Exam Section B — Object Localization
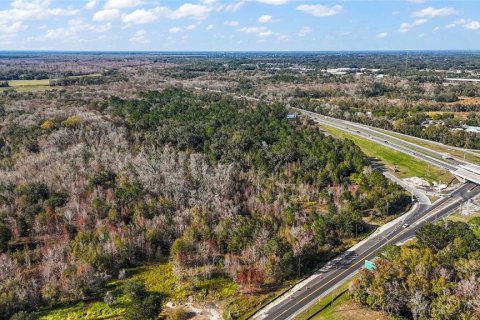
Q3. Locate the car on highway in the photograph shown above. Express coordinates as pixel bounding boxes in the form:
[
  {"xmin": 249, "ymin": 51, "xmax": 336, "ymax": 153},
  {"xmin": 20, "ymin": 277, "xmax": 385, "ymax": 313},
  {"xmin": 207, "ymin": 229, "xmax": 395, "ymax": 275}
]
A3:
[{"xmin": 402, "ymin": 223, "xmax": 410, "ymax": 228}]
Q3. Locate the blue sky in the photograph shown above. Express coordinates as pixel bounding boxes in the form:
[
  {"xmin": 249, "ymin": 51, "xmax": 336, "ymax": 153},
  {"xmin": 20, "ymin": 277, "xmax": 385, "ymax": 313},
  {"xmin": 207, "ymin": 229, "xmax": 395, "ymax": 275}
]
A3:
[{"xmin": 0, "ymin": 0, "xmax": 479, "ymax": 51}]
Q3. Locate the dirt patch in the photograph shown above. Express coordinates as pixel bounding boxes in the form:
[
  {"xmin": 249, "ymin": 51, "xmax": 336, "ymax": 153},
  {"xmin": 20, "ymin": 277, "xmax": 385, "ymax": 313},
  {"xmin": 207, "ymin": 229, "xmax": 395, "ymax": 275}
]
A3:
[
  {"xmin": 403, "ymin": 176, "xmax": 430, "ymax": 187},
  {"xmin": 165, "ymin": 302, "xmax": 222, "ymax": 320}
]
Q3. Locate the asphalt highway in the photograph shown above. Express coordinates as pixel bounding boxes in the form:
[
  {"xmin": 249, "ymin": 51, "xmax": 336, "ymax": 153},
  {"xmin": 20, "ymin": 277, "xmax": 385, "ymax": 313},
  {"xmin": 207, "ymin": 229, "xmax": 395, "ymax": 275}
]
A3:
[
  {"xmin": 259, "ymin": 182, "xmax": 480, "ymax": 320},
  {"xmin": 188, "ymin": 89, "xmax": 480, "ymax": 320},
  {"xmin": 295, "ymin": 108, "xmax": 460, "ymax": 172},
  {"xmin": 255, "ymin": 108, "xmax": 480, "ymax": 320}
]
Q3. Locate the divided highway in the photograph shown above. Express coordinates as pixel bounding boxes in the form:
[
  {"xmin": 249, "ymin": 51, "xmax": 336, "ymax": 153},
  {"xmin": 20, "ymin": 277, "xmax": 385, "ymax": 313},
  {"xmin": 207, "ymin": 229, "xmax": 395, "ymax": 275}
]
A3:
[
  {"xmin": 295, "ymin": 108, "xmax": 460, "ymax": 172},
  {"xmin": 190, "ymin": 88, "xmax": 480, "ymax": 320},
  {"xmin": 256, "ymin": 183, "xmax": 480, "ymax": 320},
  {"xmin": 254, "ymin": 108, "xmax": 480, "ymax": 320}
]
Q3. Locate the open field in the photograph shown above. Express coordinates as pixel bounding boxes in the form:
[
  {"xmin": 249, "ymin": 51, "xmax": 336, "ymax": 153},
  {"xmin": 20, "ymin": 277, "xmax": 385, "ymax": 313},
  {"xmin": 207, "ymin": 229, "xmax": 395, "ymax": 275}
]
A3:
[
  {"xmin": 446, "ymin": 96, "xmax": 480, "ymax": 106},
  {"xmin": 0, "ymin": 73, "xmax": 104, "ymax": 92},
  {"xmin": 1, "ymin": 79, "xmax": 51, "ymax": 92},
  {"xmin": 68, "ymin": 72, "xmax": 103, "ymax": 79},
  {"xmin": 425, "ymin": 111, "xmax": 470, "ymax": 120},
  {"xmin": 35, "ymin": 261, "xmax": 294, "ymax": 320},
  {"xmin": 320, "ymin": 124, "xmax": 454, "ymax": 183}
]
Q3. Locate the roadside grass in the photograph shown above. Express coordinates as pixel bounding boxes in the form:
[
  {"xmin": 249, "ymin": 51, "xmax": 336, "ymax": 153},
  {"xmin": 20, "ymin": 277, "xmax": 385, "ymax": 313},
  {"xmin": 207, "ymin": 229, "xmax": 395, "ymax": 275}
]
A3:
[
  {"xmin": 372, "ymin": 127, "xmax": 480, "ymax": 166},
  {"xmin": 447, "ymin": 208, "xmax": 480, "ymax": 224},
  {"xmin": 230, "ymin": 279, "xmax": 299, "ymax": 320},
  {"xmin": 294, "ymin": 282, "xmax": 392, "ymax": 320},
  {"xmin": 320, "ymin": 124, "xmax": 454, "ymax": 183},
  {"xmin": 295, "ymin": 282, "xmax": 350, "ymax": 320}
]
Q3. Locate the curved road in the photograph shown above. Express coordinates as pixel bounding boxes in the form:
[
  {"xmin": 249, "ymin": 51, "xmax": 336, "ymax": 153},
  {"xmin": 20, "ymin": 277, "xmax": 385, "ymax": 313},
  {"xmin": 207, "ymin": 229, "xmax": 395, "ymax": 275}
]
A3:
[
  {"xmin": 257, "ymin": 182, "xmax": 479, "ymax": 320},
  {"xmin": 255, "ymin": 108, "xmax": 480, "ymax": 320}
]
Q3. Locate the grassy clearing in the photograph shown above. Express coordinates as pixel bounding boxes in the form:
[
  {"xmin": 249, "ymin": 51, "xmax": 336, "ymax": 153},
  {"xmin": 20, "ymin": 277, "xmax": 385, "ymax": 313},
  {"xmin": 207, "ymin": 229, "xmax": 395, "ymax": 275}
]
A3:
[
  {"xmin": 0, "ymin": 79, "xmax": 52, "ymax": 92},
  {"xmin": 320, "ymin": 125, "xmax": 454, "ymax": 183},
  {"xmin": 425, "ymin": 111, "xmax": 470, "ymax": 120},
  {"xmin": 446, "ymin": 96, "xmax": 480, "ymax": 106},
  {"xmin": 68, "ymin": 73, "xmax": 103, "ymax": 79},
  {"xmin": 36, "ymin": 260, "xmax": 286, "ymax": 320},
  {"xmin": 0, "ymin": 73, "xmax": 104, "ymax": 92},
  {"xmin": 295, "ymin": 283, "xmax": 391, "ymax": 320},
  {"xmin": 37, "ymin": 261, "xmax": 236, "ymax": 320},
  {"xmin": 8, "ymin": 79, "xmax": 50, "ymax": 86}
]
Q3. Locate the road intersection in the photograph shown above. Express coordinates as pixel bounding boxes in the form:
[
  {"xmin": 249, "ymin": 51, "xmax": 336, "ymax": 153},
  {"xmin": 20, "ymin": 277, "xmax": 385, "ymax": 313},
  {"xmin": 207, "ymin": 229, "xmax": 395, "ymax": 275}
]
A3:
[{"xmin": 254, "ymin": 108, "xmax": 480, "ymax": 320}]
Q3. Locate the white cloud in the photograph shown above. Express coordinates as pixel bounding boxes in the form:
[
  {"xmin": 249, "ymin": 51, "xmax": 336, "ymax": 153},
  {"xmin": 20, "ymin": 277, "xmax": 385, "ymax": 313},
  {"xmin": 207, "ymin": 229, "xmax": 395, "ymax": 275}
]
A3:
[
  {"xmin": 44, "ymin": 27, "xmax": 74, "ymax": 40},
  {"xmin": 122, "ymin": 9, "xmax": 158, "ymax": 25},
  {"xmin": 444, "ymin": 18, "xmax": 480, "ymax": 31},
  {"xmin": 205, "ymin": 24, "xmax": 214, "ymax": 30},
  {"xmin": 93, "ymin": 9, "xmax": 120, "ymax": 21},
  {"xmin": 93, "ymin": 22, "xmax": 111, "ymax": 33},
  {"xmin": 85, "ymin": 0, "xmax": 97, "ymax": 10},
  {"xmin": 443, "ymin": 18, "xmax": 467, "ymax": 29},
  {"xmin": 398, "ymin": 18, "xmax": 428, "ymax": 32},
  {"xmin": 298, "ymin": 26, "xmax": 312, "ymax": 37},
  {"xmin": 376, "ymin": 32, "xmax": 388, "ymax": 39},
  {"xmin": 222, "ymin": 1, "xmax": 244, "ymax": 12},
  {"xmin": 186, "ymin": 24, "xmax": 197, "ymax": 30},
  {"xmin": 0, "ymin": 0, "xmax": 79, "ymax": 22},
  {"xmin": 406, "ymin": 0, "xmax": 426, "ymax": 3},
  {"xmin": 117, "ymin": 3, "xmax": 214, "ymax": 27},
  {"xmin": 257, "ymin": 0, "xmax": 288, "ymax": 5},
  {"xmin": 0, "ymin": 21, "xmax": 26, "ymax": 34},
  {"xmin": 225, "ymin": 20, "xmax": 239, "ymax": 27},
  {"xmin": 169, "ymin": 27, "xmax": 182, "ymax": 33},
  {"xmin": 104, "ymin": 0, "xmax": 143, "ymax": 10},
  {"xmin": 296, "ymin": 4, "xmax": 343, "ymax": 17},
  {"xmin": 464, "ymin": 21, "xmax": 480, "ymax": 30},
  {"xmin": 169, "ymin": 3, "xmax": 212, "ymax": 20},
  {"xmin": 258, "ymin": 15, "xmax": 272, "ymax": 23},
  {"xmin": 238, "ymin": 26, "xmax": 273, "ymax": 37},
  {"xmin": 129, "ymin": 29, "xmax": 149, "ymax": 44},
  {"xmin": 412, "ymin": 7, "xmax": 458, "ymax": 18}
]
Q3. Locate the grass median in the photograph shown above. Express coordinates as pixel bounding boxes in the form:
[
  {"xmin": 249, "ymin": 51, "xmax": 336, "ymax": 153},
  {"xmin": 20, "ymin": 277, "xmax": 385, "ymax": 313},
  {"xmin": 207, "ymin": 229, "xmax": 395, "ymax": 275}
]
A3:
[{"xmin": 320, "ymin": 124, "xmax": 454, "ymax": 183}]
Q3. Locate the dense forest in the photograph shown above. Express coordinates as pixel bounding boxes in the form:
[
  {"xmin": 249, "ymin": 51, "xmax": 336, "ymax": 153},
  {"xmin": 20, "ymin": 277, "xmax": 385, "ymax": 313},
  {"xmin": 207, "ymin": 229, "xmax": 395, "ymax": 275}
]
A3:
[
  {"xmin": 1, "ymin": 51, "xmax": 479, "ymax": 319},
  {"xmin": 0, "ymin": 87, "xmax": 408, "ymax": 318},
  {"xmin": 352, "ymin": 219, "xmax": 480, "ymax": 319}
]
